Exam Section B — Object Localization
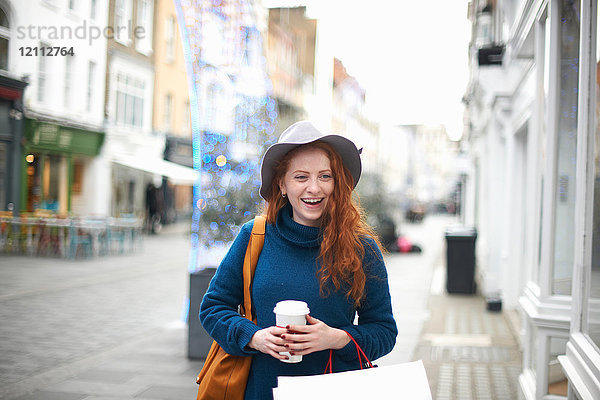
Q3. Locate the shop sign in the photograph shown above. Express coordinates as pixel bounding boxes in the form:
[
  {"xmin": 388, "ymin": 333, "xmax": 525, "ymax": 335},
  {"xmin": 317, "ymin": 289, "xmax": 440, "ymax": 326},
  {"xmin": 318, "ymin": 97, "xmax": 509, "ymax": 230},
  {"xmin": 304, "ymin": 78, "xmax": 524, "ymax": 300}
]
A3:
[
  {"xmin": 166, "ymin": 136, "xmax": 193, "ymax": 167},
  {"xmin": 24, "ymin": 118, "xmax": 104, "ymax": 155}
]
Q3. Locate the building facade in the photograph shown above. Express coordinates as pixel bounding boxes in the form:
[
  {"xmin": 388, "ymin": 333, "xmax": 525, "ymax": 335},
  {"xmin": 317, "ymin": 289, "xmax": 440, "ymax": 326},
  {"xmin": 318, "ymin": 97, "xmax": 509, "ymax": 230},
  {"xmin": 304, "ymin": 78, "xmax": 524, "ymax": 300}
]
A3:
[
  {"xmin": 154, "ymin": 0, "xmax": 193, "ymax": 223},
  {"xmin": 103, "ymin": 0, "xmax": 160, "ymax": 218},
  {"xmin": 264, "ymin": 6, "xmax": 315, "ymax": 133},
  {"xmin": 0, "ymin": 70, "xmax": 27, "ymax": 215},
  {"xmin": 102, "ymin": 0, "xmax": 196, "ymax": 224},
  {"xmin": 331, "ymin": 57, "xmax": 380, "ymax": 176},
  {"xmin": 1, "ymin": 0, "xmax": 108, "ymax": 217},
  {"xmin": 463, "ymin": 0, "xmax": 600, "ymax": 398}
]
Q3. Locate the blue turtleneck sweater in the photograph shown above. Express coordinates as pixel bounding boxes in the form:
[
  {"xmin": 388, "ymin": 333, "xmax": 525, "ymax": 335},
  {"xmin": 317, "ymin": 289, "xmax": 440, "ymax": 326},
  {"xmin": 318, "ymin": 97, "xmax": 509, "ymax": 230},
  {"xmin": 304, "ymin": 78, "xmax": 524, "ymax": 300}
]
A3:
[{"xmin": 199, "ymin": 205, "xmax": 397, "ymax": 400}]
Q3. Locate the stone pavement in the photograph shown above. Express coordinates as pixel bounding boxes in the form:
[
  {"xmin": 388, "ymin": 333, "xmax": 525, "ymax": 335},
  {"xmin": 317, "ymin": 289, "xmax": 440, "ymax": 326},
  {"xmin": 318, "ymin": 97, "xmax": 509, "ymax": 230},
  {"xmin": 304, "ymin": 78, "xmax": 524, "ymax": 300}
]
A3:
[
  {"xmin": 413, "ymin": 294, "xmax": 522, "ymax": 400},
  {"xmin": 0, "ymin": 223, "xmax": 203, "ymax": 400},
  {"xmin": 385, "ymin": 215, "xmax": 522, "ymax": 399},
  {"xmin": 0, "ymin": 214, "xmax": 522, "ymax": 400}
]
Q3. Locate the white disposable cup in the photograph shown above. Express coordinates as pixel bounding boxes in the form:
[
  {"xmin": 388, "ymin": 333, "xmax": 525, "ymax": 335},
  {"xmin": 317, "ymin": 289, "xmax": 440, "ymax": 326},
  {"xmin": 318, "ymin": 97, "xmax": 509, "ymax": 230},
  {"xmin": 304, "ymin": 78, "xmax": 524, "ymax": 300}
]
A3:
[{"xmin": 273, "ymin": 300, "xmax": 310, "ymax": 363}]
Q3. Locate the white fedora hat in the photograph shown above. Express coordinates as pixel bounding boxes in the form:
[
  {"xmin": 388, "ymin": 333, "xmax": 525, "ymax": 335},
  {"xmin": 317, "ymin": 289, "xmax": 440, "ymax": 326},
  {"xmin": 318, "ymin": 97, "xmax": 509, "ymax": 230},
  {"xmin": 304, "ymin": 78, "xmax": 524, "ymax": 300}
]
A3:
[{"xmin": 259, "ymin": 121, "xmax": 362, "ymax": 199}]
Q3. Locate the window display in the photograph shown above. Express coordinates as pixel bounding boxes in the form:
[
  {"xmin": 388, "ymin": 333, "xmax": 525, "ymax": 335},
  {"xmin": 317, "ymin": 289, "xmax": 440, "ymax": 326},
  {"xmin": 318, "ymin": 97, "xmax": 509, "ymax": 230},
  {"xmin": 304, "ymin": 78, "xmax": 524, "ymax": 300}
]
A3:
[
  {"xmin": 552, "ymin": 0, "xmax": 580, "ymax": 295},
  {"xmin": 586, "ymin": 5, "xmax": 600, "ymax": 349}
]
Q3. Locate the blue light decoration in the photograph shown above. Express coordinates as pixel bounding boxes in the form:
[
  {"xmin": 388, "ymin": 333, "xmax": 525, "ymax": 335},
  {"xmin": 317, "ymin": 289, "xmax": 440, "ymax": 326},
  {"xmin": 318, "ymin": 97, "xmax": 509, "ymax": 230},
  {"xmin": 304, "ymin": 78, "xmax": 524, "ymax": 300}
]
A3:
[{"xmin": 174, "ymin": 0, "xmax": 278, "ymax": 272}]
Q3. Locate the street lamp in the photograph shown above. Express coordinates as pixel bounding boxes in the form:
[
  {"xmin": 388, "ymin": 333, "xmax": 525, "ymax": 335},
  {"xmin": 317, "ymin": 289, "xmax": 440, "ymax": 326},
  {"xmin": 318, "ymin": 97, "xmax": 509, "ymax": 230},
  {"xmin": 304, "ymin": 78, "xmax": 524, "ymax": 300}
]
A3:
[
  {"xmin": 476, "ymin": 4, "xmax": 504, "ymax": 66},
  {"xmin": 475, "ymin": 4, "xmax": 493, "ymax": 48}
]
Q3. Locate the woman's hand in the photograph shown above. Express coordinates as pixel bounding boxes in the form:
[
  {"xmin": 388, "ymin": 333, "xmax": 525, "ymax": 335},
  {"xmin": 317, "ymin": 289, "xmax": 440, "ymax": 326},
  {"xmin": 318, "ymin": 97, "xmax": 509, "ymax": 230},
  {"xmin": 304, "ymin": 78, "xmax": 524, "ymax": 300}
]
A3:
[
  {"xmin": 281, "ymin": 315, "xmax": 351, "ymax": 356},
  {"xmin": 248, "ymin": 326, "xmax": 290, "ymax": 361}
]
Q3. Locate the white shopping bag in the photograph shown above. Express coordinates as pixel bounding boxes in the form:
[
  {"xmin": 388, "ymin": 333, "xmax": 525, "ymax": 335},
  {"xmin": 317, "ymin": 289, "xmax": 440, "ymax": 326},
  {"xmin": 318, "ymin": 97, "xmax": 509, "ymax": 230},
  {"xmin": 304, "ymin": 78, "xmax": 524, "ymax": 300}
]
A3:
[{"xmin": 273, "ymin": 360, "xmax": 432, "ymax": 400}]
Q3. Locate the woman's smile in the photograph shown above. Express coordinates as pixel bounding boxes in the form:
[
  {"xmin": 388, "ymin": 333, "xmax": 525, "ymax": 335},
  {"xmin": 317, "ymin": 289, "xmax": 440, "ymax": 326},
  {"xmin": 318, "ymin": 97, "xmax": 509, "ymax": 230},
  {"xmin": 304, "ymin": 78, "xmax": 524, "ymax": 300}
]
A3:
[{"xmin": 301, "ymin": 198, "xmax": 324, "ymax": 205}]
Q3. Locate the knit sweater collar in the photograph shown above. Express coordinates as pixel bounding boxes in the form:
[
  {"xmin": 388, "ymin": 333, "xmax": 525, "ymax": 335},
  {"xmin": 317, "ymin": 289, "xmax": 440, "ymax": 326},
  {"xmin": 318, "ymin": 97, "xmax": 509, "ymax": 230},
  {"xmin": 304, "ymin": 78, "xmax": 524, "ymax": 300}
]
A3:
[{"xmin": 274, "ymin": 203, "xmax": 322, "ymax": 248}]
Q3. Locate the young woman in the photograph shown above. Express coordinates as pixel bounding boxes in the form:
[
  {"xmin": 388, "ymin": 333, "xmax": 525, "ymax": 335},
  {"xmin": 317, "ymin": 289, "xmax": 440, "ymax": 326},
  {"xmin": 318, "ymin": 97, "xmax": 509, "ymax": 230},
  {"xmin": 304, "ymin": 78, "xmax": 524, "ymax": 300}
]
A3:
[{"xmin": 200, "ymin": 121, "xmax": 397, "ymax": 400}]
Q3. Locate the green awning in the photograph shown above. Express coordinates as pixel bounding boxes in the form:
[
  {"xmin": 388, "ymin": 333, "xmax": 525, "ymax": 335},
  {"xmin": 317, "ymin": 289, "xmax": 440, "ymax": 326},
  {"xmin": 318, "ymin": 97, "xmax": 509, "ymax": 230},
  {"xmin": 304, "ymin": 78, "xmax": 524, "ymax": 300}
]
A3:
[{"xmin": 24, "ymin": 118, "xmax": 105, "ymax": 156}]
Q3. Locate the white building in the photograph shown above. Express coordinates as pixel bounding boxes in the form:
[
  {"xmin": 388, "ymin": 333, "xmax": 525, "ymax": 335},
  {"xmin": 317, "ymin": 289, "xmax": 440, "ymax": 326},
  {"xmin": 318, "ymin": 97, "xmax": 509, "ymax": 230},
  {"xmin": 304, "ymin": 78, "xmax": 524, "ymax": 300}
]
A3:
[
  {"xmin": 331, "ymin": 58, "xmax": 380, "ymax": 176},
  {"xmin": 3, "ymin": 0, "xmax": 108, "ymax": 216},
  {"xmin": 101, "ymin": 0, "xmax": 159, "ymax": 218},
  {"xmin": 464, "ymin": 0, "xmax": 600, "ymax": 399}
]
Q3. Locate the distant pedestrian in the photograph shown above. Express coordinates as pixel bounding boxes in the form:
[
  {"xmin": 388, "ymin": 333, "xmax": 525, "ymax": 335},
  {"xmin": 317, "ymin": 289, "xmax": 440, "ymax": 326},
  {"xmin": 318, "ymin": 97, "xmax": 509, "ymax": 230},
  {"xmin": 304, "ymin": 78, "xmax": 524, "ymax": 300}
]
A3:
[
  {"xmin": 199, "ymin": 121, "xmax": 398, "ymax": 399},
  {"xmin": 145, "ymin": 184, "xmax": 163, "ymax": 234}
]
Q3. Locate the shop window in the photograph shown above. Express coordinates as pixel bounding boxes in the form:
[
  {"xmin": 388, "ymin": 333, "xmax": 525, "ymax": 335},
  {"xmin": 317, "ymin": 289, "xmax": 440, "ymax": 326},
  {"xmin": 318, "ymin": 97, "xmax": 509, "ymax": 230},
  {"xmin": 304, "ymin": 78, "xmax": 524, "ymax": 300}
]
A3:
[
  {"xmin": 25, "ymin": 153, "xmax": 41, "ymax": 212},
  {"xmin": 552, "ymin": 0, "xmax": 580, "ymax": 296},
  {"xmin": 586, "ymin": 4, "xmax": 600, "ymax": 350},
  {"xmin": 72, "ymin": 160, "xmax": 83, "ymax": 194},
  {"xmin": 42, "ymin": 155, "xmax": 61, "ymax": 212},
  {"xmin": 23, "ymin": 154, "xmax": 69, "ymax": 214},
  {"xmin": 534, "ymin": 11, "xmax": 550, "ymax": 286}
]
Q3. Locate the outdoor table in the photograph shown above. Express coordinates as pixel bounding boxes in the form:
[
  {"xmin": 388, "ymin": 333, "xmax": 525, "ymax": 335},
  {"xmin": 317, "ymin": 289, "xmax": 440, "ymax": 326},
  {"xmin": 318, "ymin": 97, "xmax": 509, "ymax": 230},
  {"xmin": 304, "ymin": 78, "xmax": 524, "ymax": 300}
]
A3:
[{"xmin": 0, "ymin": 213, "xmax": 143, "ymax": 258}]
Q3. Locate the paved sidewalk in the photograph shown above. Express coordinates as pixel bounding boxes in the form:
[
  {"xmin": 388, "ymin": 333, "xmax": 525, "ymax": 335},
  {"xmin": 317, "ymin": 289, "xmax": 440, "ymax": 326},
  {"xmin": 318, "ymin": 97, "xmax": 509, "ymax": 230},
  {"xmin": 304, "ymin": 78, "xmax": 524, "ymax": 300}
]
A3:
[
  {"xmin": 9, "ymin": 325, "xmax": 202, "ymax": 400},
  {"xmin": 0, "ymin": 222, "xmax": 203, "ymax": 400},
  {"xmin": 413, "ymin": 294, "xmax": 522, "ymax": 400}
]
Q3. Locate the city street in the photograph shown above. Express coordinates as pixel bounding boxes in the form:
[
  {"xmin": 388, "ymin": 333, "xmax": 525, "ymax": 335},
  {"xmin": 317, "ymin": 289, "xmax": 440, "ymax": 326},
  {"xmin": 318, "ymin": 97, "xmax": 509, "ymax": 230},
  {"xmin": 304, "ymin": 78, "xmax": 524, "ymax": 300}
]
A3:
[
  {"xmin": 0, "ymin": 213, "xmax": 521, "ymax": 399},
  {"xmin": 0, "ymin": 225, "xmax": 200, "ymax": 399}
]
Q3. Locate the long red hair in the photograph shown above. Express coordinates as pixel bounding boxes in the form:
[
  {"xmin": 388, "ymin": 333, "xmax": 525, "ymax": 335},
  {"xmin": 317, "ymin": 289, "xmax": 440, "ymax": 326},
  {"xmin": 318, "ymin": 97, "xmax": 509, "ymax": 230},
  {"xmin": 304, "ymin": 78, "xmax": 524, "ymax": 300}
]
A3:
[{"xmin": 263, "ymin": 141, "xmax": 383, "ymax": 307}]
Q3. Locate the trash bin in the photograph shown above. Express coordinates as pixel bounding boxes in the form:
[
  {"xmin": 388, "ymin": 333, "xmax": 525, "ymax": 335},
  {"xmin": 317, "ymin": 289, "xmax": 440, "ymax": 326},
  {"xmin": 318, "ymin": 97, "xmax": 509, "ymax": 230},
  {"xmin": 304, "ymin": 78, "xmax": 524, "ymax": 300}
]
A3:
[
  {"xmin": 444, "ymin": 226, "xmax": 477, "ymax": 294},
  {"xmin": 188, "ymin": 267, "xmax": 217, "ymax": 359}
]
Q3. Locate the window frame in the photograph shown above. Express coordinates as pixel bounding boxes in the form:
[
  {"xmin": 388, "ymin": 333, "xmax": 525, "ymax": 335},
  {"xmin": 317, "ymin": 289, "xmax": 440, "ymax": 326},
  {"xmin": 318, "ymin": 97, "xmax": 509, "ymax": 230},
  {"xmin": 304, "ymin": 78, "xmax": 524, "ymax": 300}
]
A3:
[
  {"xmin": 165, "ymin": 15, "xmax": 175, "ymax": 63},
  {"xmin": 114, "ymin": 0, "xmax": 133, "ymax": 46},
  {"xmin": 559, "ymin": 0, "xmax": 600, "ymax": 398},
  {"xmin": 114, "ymin": 72, "xmax": 145, "ymax": 128},
  {"xmin": 537, "ymin": 0, "xmax": 580, "ymax": 302},
  {"xmin": 135, "ymin": 0, "xmax": 153, "ymax": 55},
  {"xmin": 86, "ymin": 60, "xmax": 96, "ymax": 112},
  {"xmin": 37, "ymin": 41, "xmax": 50, "ymax": 103},
  {"xmin": 63, "ymin": 55, "xmax": 73, "ymax": 109},
  {"xmin": 0, "ymin": 4, "xmax": 9, "ymax": 71}
]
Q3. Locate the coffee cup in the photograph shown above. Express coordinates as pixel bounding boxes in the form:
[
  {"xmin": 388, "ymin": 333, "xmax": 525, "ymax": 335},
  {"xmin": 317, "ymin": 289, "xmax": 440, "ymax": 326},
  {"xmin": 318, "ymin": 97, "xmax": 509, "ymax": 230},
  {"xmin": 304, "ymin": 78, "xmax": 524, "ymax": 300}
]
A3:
[{"xmin": 273, "ymin": 300, "xmax": 310, "ymax": 363}]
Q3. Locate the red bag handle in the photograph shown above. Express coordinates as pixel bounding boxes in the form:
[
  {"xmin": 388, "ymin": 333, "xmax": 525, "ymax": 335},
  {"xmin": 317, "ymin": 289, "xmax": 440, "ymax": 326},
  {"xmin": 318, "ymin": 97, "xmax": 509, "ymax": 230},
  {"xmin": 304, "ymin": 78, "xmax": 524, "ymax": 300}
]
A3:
[{"xmin": 324, "ymin": 331, "xmax": 374, "ymax": 374}]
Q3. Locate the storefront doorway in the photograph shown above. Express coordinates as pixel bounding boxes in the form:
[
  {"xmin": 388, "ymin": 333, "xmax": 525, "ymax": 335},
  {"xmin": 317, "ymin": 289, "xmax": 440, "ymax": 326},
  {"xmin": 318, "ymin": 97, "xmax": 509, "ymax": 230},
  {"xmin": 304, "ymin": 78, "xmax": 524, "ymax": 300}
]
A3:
[{"xmin": 24, "ymin": 153, "xmax": 68, "ymax": 214}]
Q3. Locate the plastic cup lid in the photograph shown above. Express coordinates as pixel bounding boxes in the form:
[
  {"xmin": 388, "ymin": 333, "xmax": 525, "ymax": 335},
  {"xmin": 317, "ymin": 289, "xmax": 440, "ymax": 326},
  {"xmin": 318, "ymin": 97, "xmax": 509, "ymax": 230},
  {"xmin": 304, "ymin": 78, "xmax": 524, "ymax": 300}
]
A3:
[{"xmin": 273, "ymin": 300, "xmax": 310, "ymax": 315}]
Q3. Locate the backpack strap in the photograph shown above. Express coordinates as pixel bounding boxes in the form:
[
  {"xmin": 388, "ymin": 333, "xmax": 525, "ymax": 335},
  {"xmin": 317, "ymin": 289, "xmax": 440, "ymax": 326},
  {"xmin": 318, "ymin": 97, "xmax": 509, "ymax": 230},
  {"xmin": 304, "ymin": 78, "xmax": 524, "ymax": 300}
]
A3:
[{"xmin": 241, "ymin": 215, "xmax": 266, "ymax": 323}]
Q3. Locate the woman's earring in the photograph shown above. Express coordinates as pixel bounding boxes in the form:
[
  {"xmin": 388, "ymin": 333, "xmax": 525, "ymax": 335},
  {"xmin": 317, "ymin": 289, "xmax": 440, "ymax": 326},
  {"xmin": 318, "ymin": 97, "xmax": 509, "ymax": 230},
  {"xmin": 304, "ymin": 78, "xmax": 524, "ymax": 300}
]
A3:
[{"xmin": 282, "ymin": 192, "xmax": 286, "ymax": 198}]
